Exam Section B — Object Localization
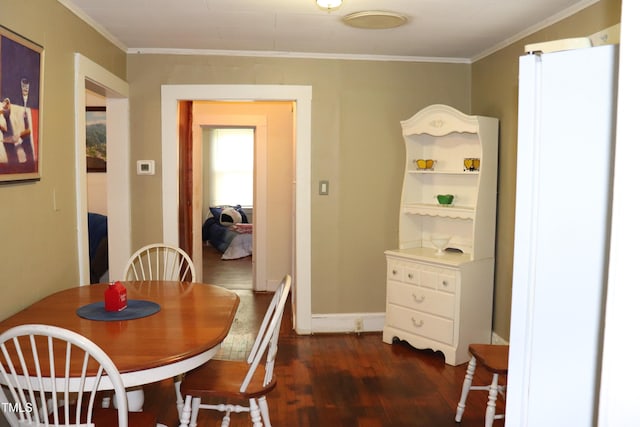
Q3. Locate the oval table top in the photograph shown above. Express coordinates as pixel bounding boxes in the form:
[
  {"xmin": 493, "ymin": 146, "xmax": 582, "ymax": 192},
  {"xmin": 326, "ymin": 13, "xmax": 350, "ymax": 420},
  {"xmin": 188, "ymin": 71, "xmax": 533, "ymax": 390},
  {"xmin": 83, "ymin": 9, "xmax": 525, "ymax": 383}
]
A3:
[{"xmin": 0, "ymin": 281, "xmax": 239, "ymax": 387}]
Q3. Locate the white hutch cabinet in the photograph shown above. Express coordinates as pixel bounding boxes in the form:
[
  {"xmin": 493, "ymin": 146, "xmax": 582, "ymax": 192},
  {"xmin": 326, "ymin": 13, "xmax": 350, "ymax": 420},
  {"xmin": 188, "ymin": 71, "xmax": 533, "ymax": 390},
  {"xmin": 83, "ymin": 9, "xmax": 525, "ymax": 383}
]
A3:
[{"xmin": 382, "ymin": 104, "xmax": 498, "ymax": 365}]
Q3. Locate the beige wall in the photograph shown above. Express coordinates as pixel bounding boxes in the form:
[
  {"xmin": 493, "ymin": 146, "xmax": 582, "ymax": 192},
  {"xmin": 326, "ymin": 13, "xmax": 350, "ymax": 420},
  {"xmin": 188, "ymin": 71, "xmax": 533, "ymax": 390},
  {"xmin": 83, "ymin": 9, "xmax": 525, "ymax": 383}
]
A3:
[
  {"xmin": 471, "ymin": 0, "xmax": 621, "ymax": 340},
  {"xmin": 127, "ymin": 55, "xmax": 470, "ymax": 313},
  {"xmin": 0, "ymin": 0, "xmax": 125, "ymax": 320}
]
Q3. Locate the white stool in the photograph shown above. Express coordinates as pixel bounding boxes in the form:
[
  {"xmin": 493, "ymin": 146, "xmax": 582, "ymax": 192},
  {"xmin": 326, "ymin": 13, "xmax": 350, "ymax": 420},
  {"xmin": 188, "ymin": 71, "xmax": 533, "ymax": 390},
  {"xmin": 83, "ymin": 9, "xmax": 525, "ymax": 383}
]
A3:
[{"xmin": 455, "ymin": 344, "xmax": 509, "ymax": 427}]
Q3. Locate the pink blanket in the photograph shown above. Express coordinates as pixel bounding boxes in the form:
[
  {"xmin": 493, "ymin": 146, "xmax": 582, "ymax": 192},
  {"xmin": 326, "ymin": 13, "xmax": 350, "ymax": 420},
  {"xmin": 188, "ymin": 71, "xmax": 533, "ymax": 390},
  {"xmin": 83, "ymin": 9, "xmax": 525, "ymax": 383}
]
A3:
[{"xmin": 231, "ymin": 223, "xmax": 253, "ymax": 234}]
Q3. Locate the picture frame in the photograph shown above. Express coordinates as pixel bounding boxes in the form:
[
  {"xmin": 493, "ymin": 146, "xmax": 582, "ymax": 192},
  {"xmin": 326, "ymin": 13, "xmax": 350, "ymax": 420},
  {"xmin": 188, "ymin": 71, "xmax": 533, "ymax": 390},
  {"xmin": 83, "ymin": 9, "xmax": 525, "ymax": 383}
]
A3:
[
  {"xmin": 0, "ymin": 26, "xmax": 43, "ymax": 183},
  {"xmin": 86, "ymin": 106, "xmax": 107, "ymax": 172}
]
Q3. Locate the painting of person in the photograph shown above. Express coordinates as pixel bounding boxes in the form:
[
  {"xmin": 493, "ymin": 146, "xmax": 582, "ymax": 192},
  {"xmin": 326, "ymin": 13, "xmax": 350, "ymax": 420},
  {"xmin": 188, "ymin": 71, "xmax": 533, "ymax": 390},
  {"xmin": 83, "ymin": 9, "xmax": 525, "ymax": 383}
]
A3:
[{"xmin": 0, "ymin": 28, "xmax": 41, "ymax": 178}]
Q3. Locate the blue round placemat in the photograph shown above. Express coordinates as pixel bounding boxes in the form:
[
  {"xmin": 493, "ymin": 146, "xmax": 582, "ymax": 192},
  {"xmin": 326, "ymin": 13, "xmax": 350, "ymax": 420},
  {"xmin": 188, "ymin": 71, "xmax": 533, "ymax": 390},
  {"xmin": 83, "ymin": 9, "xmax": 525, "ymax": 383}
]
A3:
[{"xmin": 76, "ymin": 299, "xmax": 160, "ymax": 321}]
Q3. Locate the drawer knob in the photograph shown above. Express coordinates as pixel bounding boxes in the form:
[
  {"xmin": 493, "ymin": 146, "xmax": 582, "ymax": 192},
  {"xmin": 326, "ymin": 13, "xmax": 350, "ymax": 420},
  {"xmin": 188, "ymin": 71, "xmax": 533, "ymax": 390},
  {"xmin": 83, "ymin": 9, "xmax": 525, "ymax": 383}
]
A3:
[
  {"xmin": 392, "ymin": 269, "xmax": 398, "ymax": 275},
  {"xmin": 407, "ymin": 273, "xmax": 414, "ymax": 279},
  {"xmin": 412, "ymin": 293, "xmax": 425, "ymax": 303},
  {"xmin": 442, "ymin": 280, "xmax": 448, "ymax": 287},
  {"xmin": 411, "ymin": 317, "xmax": 424, "ymax": 328}
]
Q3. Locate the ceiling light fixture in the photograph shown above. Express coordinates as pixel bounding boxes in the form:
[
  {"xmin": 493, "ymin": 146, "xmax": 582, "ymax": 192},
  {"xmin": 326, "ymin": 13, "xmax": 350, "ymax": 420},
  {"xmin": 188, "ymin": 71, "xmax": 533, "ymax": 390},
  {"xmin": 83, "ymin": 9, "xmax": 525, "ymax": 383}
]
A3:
[
  {"xmin": 342, "ymin": 11, "xmax": 408, "ymax": 29},
  {"xmin": 316, "ymin": 0, "xmax": 343, "ymax": 12}
]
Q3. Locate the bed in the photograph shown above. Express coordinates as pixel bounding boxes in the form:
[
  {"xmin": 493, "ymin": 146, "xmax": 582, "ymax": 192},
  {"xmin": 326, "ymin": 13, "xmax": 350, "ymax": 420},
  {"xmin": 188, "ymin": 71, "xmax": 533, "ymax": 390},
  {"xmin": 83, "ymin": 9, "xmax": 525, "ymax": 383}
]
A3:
[
  {"xmin": 202, "ymin": 205, "xmax": 253, "ymax": 260},
  {"xmin": 88, "ymin": 212, "xmax": 109, "ymax": 283}
]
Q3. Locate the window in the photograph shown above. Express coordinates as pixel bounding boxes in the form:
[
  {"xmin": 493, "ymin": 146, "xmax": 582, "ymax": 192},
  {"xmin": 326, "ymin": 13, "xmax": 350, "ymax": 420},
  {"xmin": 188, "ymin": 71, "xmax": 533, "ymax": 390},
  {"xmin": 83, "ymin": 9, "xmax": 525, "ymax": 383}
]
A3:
[{"xmin": 208, "ymin": 128, "xmax": 254, "ymax": 207}]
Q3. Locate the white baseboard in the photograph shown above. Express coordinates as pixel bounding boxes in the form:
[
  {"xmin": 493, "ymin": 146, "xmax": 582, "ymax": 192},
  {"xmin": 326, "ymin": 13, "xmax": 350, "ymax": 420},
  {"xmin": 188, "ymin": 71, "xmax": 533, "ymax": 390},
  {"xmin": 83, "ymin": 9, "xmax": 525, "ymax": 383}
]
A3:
[
  {"xmin": 309, "ymin": 312, "xmax": 510, "ymax": 345},
  {"xmin": 311, "ymin": 312, "xmax": 386, "ymax": 334},
  {"xmin": 491, "ymin": 332, "xmax": 509, "ymax": 345}
]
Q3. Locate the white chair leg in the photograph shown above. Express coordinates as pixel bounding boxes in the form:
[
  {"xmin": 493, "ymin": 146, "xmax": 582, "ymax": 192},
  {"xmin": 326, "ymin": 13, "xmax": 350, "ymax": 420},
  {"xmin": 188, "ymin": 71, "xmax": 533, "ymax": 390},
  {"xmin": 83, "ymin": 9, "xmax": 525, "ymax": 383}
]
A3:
[
  {"xmin": 257, "ymin": 396, "xmax": 272, "ymax": 427},
  {"xmin": 189, "ymin": 397, "xmax": 201, "ymax": 427},
  {"xmin": 455, "ymin": 355, "xmax": 477, "ymax": 422},
  {"xmin": 485, "ymin": 373, "xmax": 499, "ymax": 427},
  {"xmin": 101, "ymin": 395, "xmax": 111, "ymax": 409},
  {"xmin": 175, "ymin": 376, "xmax": 184, "ymax": 417},
  {"xmin": 221, "ymin": 410, "xmax": 232, "ymax": 427},
  {"xmin": 249, "ymin": 398, "xmax": 264, "ymax": 427},
  {"xmin": 179, "ymin": 395, "xmax": 192, "ymax": 427}
]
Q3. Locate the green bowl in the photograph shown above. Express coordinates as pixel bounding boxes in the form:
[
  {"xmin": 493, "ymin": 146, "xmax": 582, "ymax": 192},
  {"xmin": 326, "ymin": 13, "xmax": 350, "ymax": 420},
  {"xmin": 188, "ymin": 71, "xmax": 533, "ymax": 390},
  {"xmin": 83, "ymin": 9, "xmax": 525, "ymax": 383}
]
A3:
[{"xmin": 437, "ymin": 194, "xmax": 454, "ymax": 205}]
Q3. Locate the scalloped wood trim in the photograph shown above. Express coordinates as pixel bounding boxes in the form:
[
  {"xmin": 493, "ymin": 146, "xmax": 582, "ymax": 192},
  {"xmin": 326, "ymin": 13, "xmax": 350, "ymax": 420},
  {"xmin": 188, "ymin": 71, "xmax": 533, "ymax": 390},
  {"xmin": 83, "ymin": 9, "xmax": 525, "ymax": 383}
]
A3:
[{"xmin": 401, "ymin": 104, "xmax": 479, "ymax": 136}]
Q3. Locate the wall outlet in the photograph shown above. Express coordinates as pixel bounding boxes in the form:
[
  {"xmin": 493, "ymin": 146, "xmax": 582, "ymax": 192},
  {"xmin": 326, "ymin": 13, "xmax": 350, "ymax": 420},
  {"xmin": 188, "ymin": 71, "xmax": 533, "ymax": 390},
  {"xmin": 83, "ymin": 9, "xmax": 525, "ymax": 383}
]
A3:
[{"xmin": 354, "ymin": 318, "xmax": 364, "ymax": 334}]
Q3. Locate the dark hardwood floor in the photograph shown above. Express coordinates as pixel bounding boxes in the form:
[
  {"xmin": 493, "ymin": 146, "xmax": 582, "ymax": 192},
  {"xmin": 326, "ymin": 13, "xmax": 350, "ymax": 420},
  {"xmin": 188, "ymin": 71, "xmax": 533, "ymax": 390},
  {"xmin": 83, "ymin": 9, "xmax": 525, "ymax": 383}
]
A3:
[
  {"xmin": 142, "ymin": 290, "xmax": 506, "ymax": 427},
  {"xmin": 202, "ymin": 242, "xmax": 253, "ymax": 290},
  {"xmin": 147, "ymin": 245, "xmax": 506, "ymax": 425}
]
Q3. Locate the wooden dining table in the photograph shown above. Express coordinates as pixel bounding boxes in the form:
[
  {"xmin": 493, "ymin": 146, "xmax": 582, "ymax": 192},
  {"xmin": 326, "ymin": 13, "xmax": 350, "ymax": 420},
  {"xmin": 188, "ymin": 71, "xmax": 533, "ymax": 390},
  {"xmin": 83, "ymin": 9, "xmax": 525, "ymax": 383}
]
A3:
[{"xmin": 0, "ymin": 281, "xmax": 239, "ymax": 398}]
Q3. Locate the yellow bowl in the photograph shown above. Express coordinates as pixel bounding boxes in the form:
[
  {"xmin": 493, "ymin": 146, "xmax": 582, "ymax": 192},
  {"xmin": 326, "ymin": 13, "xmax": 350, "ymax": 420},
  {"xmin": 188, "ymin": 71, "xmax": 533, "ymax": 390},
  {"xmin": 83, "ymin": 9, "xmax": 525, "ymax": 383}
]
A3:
[
  {"xmin": 464, "ymin": 157, "xmax": 480, "ymax": 171},
  {"xmin": 416, "ymin": 159, "xmax": 435, "ymax": 170}
]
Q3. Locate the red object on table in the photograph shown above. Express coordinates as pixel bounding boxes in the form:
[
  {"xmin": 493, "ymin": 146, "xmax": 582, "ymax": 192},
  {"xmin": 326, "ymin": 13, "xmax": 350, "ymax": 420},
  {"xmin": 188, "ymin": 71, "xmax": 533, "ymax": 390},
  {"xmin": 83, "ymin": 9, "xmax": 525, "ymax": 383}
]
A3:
[{"xmin": 105, "ymin": 281, "xmax": 128, "ymax": 312}]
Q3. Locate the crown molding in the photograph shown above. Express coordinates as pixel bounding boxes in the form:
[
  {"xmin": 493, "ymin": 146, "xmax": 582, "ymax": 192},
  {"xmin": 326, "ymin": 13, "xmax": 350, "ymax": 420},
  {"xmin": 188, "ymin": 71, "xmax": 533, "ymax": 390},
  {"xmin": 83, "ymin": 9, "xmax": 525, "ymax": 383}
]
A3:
[
  {"xmin": 471, "ymin": 0, "xmax": 600, "ymax": 62},
  {"xmin": 57, "ymin": 0, "xmax": 128, "ymax": 52},
  {"xmin": 127, "ymin": 48, "xmax": 470, "ymax": 64}
]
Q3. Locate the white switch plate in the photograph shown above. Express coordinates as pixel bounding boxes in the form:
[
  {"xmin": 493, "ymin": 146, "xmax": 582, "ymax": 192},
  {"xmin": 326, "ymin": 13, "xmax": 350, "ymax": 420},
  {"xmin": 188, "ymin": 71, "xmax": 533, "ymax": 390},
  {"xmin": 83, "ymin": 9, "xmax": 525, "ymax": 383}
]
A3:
[{"xmin": 319, "ymin": 180, "xmax": 329, "ymax": 195}]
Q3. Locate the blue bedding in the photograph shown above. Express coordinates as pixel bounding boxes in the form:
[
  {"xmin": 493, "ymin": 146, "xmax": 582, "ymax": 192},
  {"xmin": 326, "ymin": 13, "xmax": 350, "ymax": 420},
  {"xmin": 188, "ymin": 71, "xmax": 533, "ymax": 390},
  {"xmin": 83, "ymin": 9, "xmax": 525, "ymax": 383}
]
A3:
[
  {"xmin": 88, "ymin": 212, "xmax": 108, "ymax": 283},
  {"xmin": 88, "ymin": 213, "xmax": 107, "ymax": 260},
  {"xmin": 202, "ymin": 205, "xmax": 249, "ymax": 253}
]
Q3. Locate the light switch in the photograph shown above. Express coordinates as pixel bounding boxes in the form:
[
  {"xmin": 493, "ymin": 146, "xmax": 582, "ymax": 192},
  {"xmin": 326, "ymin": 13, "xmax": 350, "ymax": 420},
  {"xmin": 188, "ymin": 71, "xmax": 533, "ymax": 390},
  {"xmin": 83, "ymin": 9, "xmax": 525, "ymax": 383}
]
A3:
[{"xmin": 319, "ymin": 180, "xmax": 329, "ymax": 195}]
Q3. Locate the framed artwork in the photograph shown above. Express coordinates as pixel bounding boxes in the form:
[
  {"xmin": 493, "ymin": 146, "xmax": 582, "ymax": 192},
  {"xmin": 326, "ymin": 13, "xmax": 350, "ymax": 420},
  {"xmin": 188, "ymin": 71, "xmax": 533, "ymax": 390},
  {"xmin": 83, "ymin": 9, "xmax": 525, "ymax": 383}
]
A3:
[
  {"xmin": 86, "ymin": 106, "xmax": 106, "ymax": 172},
  {"xmin": 0, "ymin": 26, "xmax": 43, "ymax": 182}
]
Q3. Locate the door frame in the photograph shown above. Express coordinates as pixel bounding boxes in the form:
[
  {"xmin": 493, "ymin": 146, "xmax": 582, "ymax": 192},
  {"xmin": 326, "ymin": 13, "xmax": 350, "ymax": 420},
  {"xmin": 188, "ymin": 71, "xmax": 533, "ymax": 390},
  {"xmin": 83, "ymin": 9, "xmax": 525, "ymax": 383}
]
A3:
[
  {"xmin": 74, "ymin": 54, "xmax": 131, "ymax": 285},
  {"xmin": 161, "ymin": 84, "xmax": 312, "ymax": 334},
  {"xmin": 191, "ymin": 111, "xmax": 268, "ymax": 291}
]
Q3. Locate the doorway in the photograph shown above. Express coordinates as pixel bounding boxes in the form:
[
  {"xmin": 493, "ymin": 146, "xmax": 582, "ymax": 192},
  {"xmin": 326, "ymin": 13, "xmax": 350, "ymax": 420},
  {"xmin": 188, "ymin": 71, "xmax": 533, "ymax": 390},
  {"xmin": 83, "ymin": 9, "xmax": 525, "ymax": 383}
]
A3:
[
  {"xmin": 85, "ymin": 90, "xmax": 108, "ymax": 284},
  {"xmin": 187, "ymin": 104, "xmax": 270, "ymax": 292},
  {"xmin": 161, "ymin": 85, "xmax": 313, "ymax": 334},
  {"xmin": 201, "ymin": 126, "xmax": 255, "ymax": 290},
  {"xmin": 74, "ymin": 54, "xmax": 131, "ymax": 285}
]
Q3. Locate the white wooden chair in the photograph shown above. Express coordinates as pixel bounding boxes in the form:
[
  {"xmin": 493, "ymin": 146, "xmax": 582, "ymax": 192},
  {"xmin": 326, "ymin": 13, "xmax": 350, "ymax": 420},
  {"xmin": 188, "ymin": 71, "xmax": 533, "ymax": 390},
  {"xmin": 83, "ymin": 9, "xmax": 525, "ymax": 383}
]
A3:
[
  {"xmin": 121, "ymin": 243, "xmax": 196, "ymax": 415},
  {"xmin": 122, "ymin": 243, "xmax": 195, "ymax": 282},
  {"xmin": 455, "ymin": 343, "xmax": 509, "ymax": 427},
  {"xmin": 178, "ymin": 274, "xmax": 292, "ymax": 427},
  {"xmin": 0, "ymin": 324, "xmax": 156, "ymax": 427}
]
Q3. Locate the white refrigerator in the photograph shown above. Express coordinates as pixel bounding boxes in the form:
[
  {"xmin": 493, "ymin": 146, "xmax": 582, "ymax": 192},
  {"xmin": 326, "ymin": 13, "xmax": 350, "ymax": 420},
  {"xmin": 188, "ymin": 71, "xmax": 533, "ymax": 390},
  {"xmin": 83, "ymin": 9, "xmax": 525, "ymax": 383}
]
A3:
[{"xmin": 507, "ymin": 43, "xmax": 618, "ymax": 427}]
